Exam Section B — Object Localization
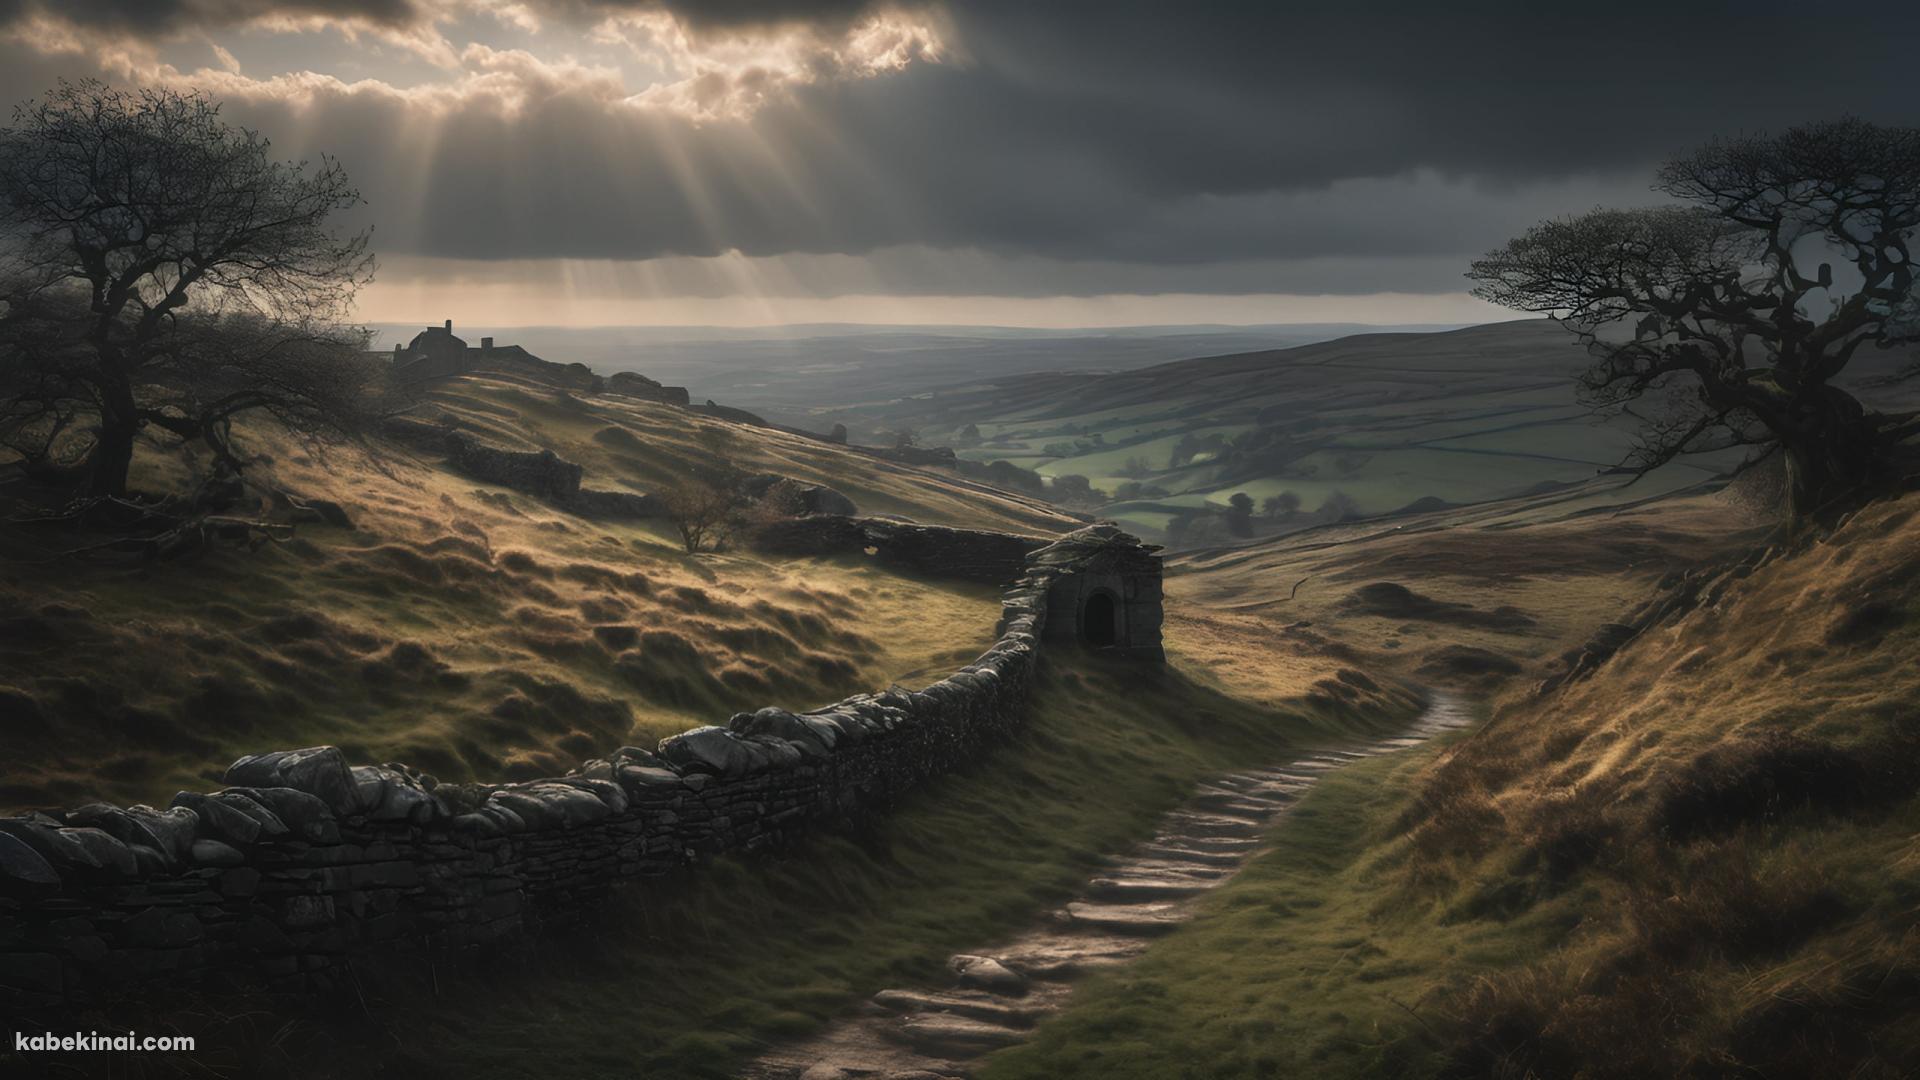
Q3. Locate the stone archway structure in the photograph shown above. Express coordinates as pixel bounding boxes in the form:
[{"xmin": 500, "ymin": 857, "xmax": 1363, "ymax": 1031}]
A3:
[{"xmin": 1035, "ymin": 524, "xmax": 1166, "ymax": 661}]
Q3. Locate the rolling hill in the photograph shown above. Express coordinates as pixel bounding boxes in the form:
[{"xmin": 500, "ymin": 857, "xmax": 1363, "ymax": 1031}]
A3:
[
  {"xmin": 367, "ymin": 322, "xmax": 1463, "ymax": 432},
  {"xmin": 0, "ymin": 354, "xmax": 1080, "ymax": 812},
  {"xmin": 828, "ymin": 320, "xmax": 1917, "ymax": 544}
]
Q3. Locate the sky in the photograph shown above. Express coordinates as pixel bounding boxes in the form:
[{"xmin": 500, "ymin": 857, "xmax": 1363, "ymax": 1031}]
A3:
[{"xmin": 2, "ymin": 1, "xmax": 1917, "ymax": 328}]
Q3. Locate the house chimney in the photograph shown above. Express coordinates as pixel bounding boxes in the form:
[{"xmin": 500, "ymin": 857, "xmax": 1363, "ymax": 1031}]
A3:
[
  {"xmin": 481, "ymin": 337, "xmax": 494, "ymax": 350},
  {"xmin": 443, "ymin": 319, "xmax": 453, "ymax": 333}
]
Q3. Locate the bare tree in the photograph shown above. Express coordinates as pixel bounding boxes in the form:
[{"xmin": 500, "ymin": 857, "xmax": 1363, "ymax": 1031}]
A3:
[
  {"xmin": 662, "ymin": 476, "xmax": 738, "ymax": 553},
  {"xmin": 0, "ymin": 80, "xmax": 378, "ymax": 499},
  {"xmin": 1469, "ymin": 117, "xmax": 1920, "ymax": 522}
]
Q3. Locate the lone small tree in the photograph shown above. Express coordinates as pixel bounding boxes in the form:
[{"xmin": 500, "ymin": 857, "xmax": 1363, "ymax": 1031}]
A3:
[
  {"xmin": 0, "ymin": 80, "xmax": 377, "ymax": 499},
  {"xmin": 1225, "ymin": 491, "xmax": 1256, "ymax": 536},
  {"xmin": 1469, "ymin": 117, "xmax": 1920, "ymax": 522},
  {"xmin": 662, "ymin": 477, "xmax": 738, "ymax": 553}
]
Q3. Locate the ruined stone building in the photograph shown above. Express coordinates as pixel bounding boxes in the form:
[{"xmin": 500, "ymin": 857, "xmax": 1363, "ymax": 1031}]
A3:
[
  {"xmin": 388, "ymin": 319, "xmax": 527, "ymax": 382},
  {"xmin": 383, "ymin": 320, "xmax": 690, "ymax": 406}
]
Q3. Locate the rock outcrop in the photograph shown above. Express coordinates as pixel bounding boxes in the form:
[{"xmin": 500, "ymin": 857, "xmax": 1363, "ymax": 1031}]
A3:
[
  {"xmin": 606, "ymin": 371, "xmax": 692, "ymax": 406},
  {"xmin": 740, "ymin": 475, "xmax": 859, "ymax": 518}
]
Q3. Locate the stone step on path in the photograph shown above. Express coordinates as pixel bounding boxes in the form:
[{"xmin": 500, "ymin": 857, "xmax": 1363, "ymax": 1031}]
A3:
[
  {"xmin": 740, "ymin": 690, "xmax": 1476, "ymax": 1080},
  {"xmin": 1120, "ymin": 855, "xmax": 1234, "ymax": 876},
  {"xmin": 1133, "ymin": 843, "xmax": 1252, "ymax": 866},
  {"xmin": 1148, "ymin": 834, "xmax": 1261, "ymax": 854},
  {"xmin": 1084, "ymin": 874, "xmax": 1214, "ymax": 902}
]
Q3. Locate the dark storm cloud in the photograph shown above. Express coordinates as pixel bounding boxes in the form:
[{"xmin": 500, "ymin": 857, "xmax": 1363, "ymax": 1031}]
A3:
[
  {"xmin": 3, "ymin": 0, "xmax": 1919, "ymax": 288},
  {"xmin": 2, "ymin": 0, "xmax": 895, "ymax": 36},
  {"xmin": 13, "ymin": 0, "xmax": 420, "ymax": 34},
  {"xmin": 538, "ymin": 0, "xmax": 897, "ymax": 33}
]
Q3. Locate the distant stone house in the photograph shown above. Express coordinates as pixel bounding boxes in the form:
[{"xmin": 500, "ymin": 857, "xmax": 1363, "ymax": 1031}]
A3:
[
  {"xmin": 383, "ymin": 320, "xmax": 690, "ymax": 406},
  {"xmin": 389, "ymin": 320, "xmax": 486, "ymax": 382}
]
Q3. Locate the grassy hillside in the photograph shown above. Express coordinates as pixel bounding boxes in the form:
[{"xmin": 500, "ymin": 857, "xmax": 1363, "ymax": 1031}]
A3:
[
  {"xmin": 0, "ymin": 359, "xmax": 1080, "ymax": 811},
  {"xmin": 1169, "ymin": 488, "xmax": 1764, "ymax": 695},
  {"xmin": 38, "ymin": 637, "xmax": 1422, "ymax": 1080},
  {"xmin": 416, "ymin": 364, "xmax": 1074, "ymax": 534},
  {"xmin": 983, "ymin": 490, "xmax": 1920, "ymax": 1079}
]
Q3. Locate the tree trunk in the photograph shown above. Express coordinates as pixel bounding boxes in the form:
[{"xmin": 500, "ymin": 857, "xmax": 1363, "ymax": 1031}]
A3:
[
  {"xmin": 85, "ymin": 418, "xmax": 137, "ymax": 497},
  {"xmin": 77, "ymin": 367, "xmax": 144, "ymax": 497},
  {"xmin": 1780, "ymin": 389, "xmax": 1881, "ymax": 522}
]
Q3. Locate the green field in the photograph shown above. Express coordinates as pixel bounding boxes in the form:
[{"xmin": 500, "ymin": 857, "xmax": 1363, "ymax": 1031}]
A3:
[{"xmin": 827, "ymin": 322, "xmax": 1852, "ymax": 541}]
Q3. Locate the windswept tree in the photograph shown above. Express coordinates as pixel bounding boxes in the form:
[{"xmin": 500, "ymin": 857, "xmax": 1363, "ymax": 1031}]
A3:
[
  {"xmin": 662, "ymin": 476, "xmax": 739, "ymax": 554},
  {"xmin": 0, "ymin": 80, "xmax": 378, "ymax": 499},
  {"xmin": 1469, "ymin": 118, "xmax": 1920, "ymax": 521}
]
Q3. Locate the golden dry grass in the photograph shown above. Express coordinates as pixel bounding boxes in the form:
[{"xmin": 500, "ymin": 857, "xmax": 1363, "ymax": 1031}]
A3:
[
  {"xmin": 1170, "ymin": 492, "xmax": 1764, "ymax": 691},
  {"xmin": 1392, "ymin": 492, "xmax": 1920, "ymax": 1077},
  {"xmin": 991, "ymin": 490, "xmax": 1920, "ymax": 1080},
  {"xmin": 420, "ymin": 367, "xmax": 1075, "ymax": 535},
  {"xmin": 0, "ymin": 366, "xmax": 1082, "ymax": 811}
]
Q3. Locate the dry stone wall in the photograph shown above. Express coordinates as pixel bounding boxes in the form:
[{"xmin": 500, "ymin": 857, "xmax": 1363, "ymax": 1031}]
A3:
[
  {"xmin": 748, "ymin": 515, "xmax": 1047, "ymax": 585},
  {"xmin": 0, "ymin": 527, "xmax": 1153, "ymax": 1007}
]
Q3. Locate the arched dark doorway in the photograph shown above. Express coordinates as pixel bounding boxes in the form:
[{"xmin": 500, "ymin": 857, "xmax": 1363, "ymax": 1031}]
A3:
[{"xmin": 1082, "ymin": 591, "xmax": 1119, "ymax": 647}]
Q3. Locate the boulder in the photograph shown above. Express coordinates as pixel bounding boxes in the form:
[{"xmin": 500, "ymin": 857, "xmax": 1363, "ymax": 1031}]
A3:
[
  {"xmin": 67, "ymin": 804, "xmax": 188, "ymax": 864},
  {"xmin": 191, "ymin": 839, "xmax": 247, "ymax": 866},
  {"xmin": 739, "ymin": 734, "xmax": 805, "ymax": 770},
  {"xmin": 616, "ymin": 765, "xmax": 688, "ymax": 794},
  {"xmin": 658, "ymin": 726, "xmax": 767, "ymax": 776},
  {"xmin": 612, "ymin": 745, "xmax": 667, "ymax": 768},
  {"xmin": 351, "ymin": 765, "xmax": 440, "ymax": 822},
  {"xmin": 170, "ymin": 792, "xmax": 262, "ymax": 847},
  {"xmin": 739, "ymin": 475, "xmax": 858, "ymax": 518},
  {"xmin": 553, "ymin": 777, "xmax": 629, "ymax": 815},
  {"xmin": 225, "ymin": 787, "xmax": 337, "ymax": 842},
  {"xmin": 0, "ymin": 820, "xmax": 135, "ymax": 881},
  {"xmin": 224, "ymin": 746, "xmax": 363, "ymax": 816},
  {"xmin": 0, "ymin": 832, "xmax": 60, "ymax": 897},
  {"xmin": 55, "ymin": 827, "xmax": 138, "ymax": 880},
  {"xmin": 209, "ymin": 791, "xmax": 290, "ymax": 837},
  {"xmin": 128, "ymin": 844, "xmax": 171, "ymax": 876},
  {"xmin": 122, "ymin": 806, "xmax": 200, "ymax": 862},
  {"xmin": 730, "ymin": 707, "xmax": 834, "ymax": 756},
  {"xmin": 606, "ymin": 371, "xmax": 691, "ymax": 406},
  {"xmin": 950, "ymin": 954, "xmax": 1029, "ymax": 996},
  {"xmin": 485, "ymin": 789, "xmax": 570, "ymax": 830},
  {"xmin": 449, "ymin": 812, "xmax": 505, "ymax": 837}
]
